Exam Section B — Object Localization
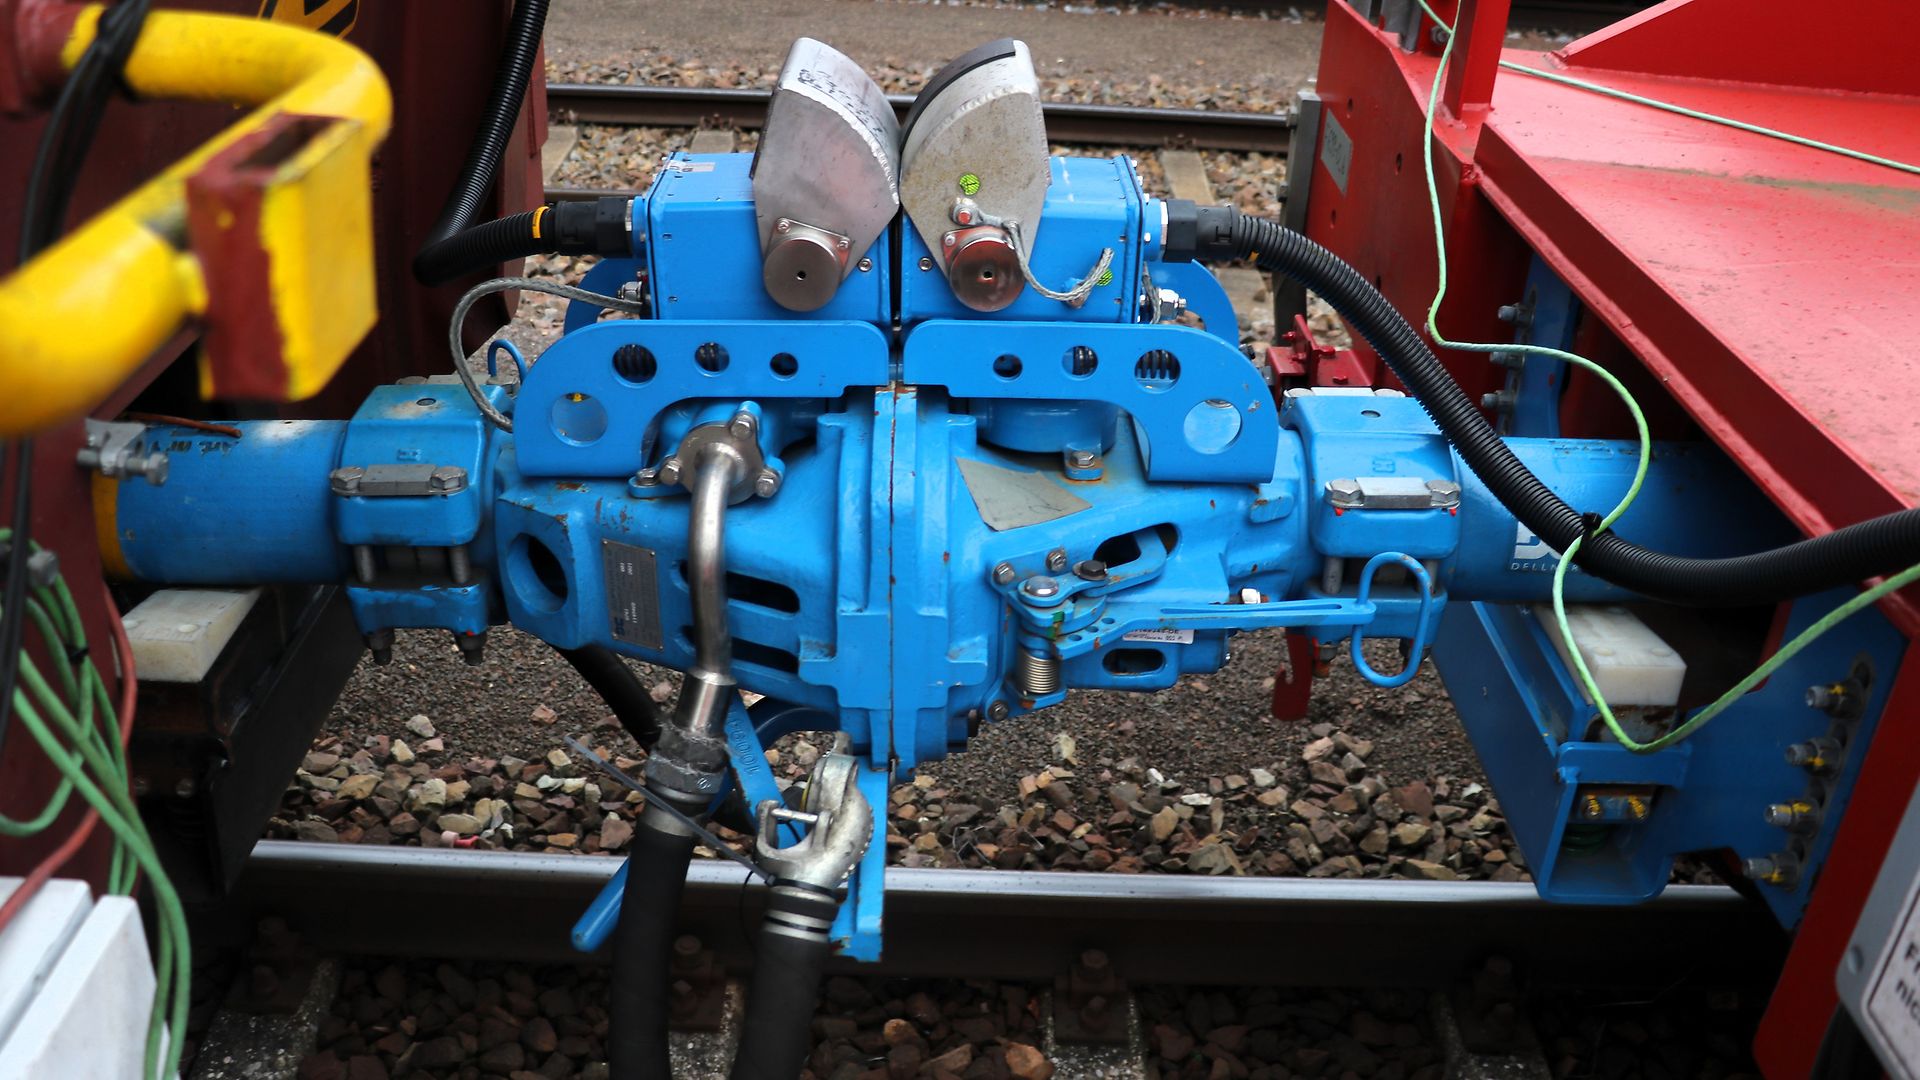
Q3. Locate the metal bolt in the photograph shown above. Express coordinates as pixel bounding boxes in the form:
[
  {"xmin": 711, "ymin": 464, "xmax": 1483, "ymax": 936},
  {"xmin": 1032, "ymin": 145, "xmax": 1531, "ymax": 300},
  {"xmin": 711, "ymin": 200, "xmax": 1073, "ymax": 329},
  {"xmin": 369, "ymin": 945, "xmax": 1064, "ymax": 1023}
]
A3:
[
  {"xmin": 1046, "ymin": 549, "xmax": 1069, "ymax": 573},
  {"xmin": 175, "ymin": 778, "xmax": 197, "ymax": 799},
  {"xmin": 1482, "ymin": 389, "xmax": 1517, "ymax": 411},
  {"xmin": 429, "ymin": 465, "xmax": 467, "ymax": 492},
  {"xmin": 1496, "ymin": 303, "xmax": 1529, "ymax": 326},
  {"xmin": 1430, "ymin": 23, "xmax": 1451, "ymax": 45},
  {"xmin": 858, "ymin": 257, "xmax": 873, "ymax": 272},
  {"xmin": 1741, "ymin": 853, "xmax": 1800, "ymax": 888},
  {"xmin": 1067, "ymin": 449, "xmax": 1097, "ymax": 470},
  {"xmin": 942, "ymin": 232, "xmax": 958, "ymax": 248},
  {"xmin": 1581, "ymin": 795, "xmax": 1605, "ymax": 820},
  {"xmin": 1023, "ymin": 575, "xmax": 1061, "ymax": 599},
  {"xmin": 633, "ymin": 466, "xmax": 660, "ymax": 488},
  {"xmin": 836, "ymin": 237, "xmax": 849, "ymax": 250},
  {"xmin": 775, "ymin": 218, "xmax": 791, "ymax": 233},
  {"xmin": 754, "ymin": 469, "xmax": 781, "ymax": 498},
  {"xmin": 988, "ymin": 701, "xmax": 1010, "ymax": 721},
  {"xmin": 918, "ymin": 256, "xmax": 934, "ymax": 272},
  {"xmin": 1073, "ymin": 559, "xmax": 1108, "ymax": 582},
  {"xmin": 991, "ymin": 562, "xmax": 1017, "ymax": 586},
  {"xmin": 329, "ymin": 466, "xmax": 365, "ymax": 495},
  {"xmin": 1325, "ymin": 478, "xmax": 1362, "ymax": 506},
  {"xmin": 728, "ymin": 411, "xmax": 757, "ymax": 440},
  {"xmin": 658, "ymin": 458, "xmax": 683, "ymax": 486},
  {"xmin": 1426, "ymin": 478, "xmax": 1462, "ymax": 507}
]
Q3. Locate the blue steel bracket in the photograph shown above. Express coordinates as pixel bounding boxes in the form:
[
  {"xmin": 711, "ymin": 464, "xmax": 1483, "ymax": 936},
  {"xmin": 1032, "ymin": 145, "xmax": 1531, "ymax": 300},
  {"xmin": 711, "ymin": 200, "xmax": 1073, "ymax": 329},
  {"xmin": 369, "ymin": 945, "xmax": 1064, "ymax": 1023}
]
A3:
[
  {"xmin": 1433, "ymin": 594, "xmax": 1906, "ymax": 925},
  {"xmin": 901, "ymin": 320, "xmax": 1277, "ymax": 483},
  {"xmin": 1146, "ymin": 261, "xmax": 1241, "ymax": 346},
  {"xmin": 514, "ymin": 320, "xmax": 892, "ymax": 478}
]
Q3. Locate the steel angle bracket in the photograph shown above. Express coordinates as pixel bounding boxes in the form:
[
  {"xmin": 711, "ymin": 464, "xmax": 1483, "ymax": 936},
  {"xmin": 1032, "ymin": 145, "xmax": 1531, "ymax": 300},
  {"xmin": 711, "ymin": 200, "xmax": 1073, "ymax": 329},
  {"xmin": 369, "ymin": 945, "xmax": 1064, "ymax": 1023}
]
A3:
[
  {"xmin": 901, "ymin": 320, "xmax": 1278, "ymax": 482},
  {"xmin": 514, "ymin": 320, "xmax": 891, "ymax": 477}
]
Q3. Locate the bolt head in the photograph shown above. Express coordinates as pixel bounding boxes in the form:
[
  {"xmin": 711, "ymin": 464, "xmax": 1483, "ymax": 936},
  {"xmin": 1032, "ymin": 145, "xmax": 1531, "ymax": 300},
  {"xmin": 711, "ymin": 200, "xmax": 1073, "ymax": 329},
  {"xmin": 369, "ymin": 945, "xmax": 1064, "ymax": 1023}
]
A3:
[
  {"xmin": 329, "ymin": 466, "xmax": 365, "ymax": 494},
  {"xmin": 836, "ymin": 237, "xmax": 849, "ymax": 250},
  {"xmin": 858, "ymin": 257, "xmax": 873, "ymax": 272},
  {"xmin": 1067, "ymin": 449, "xmax": 1097, "ymax": 469},
  {"xmin": 1023, "ymin": 575, "xmax": 1061, "ymax": 599},
  {"xmin": 754, "ymin": 469, "xmax": 780, "ymax": 498},
  {"xmin": 992, "ymin": 562, "xmax": 1017, "ymax": 585},
  {"xmin": 918, "ymin": 256, "xmax": 934, "ymax": 272},
  {"xmin": 1073, "ymin": 559, "xmax": 1108, "ymax": 581},
  {"xmin": 988, "ymin": 701, "xmax": 1010, "ymax": 721},
  {"xmin": 1045, "ymin": 548, "xmax": 1069, "ymax": 572},
  {"xmin": 775, "ymin": 218, "xmax": 791, "ymax": 233},
  {"xmin": 658, "ymin": 458, "xmax": 683, "ymax": 486},
  {"xmin": 634, "ymin": 466, "xmax": 660, "ymax": 487},
  {"xmin": 728, "ymin": 412, "xmax": 757, "ymax": 440},
  {"xmin": 1325, "ymin": 478, "xmax": 1362, "ymax": 506},
  {"xmin": 942, "ymin": 232, "xmax": 958, "ymax": 248},
  {"xmin": 1763, "ymin": 804, "xmax": 1793, "ymax": 827}
]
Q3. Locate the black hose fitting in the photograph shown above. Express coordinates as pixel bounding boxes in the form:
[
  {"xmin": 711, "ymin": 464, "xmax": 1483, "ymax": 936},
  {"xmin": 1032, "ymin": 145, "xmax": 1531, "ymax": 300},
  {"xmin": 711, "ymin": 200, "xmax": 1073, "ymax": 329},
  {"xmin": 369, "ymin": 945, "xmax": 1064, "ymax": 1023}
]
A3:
[
  {"xmin": 729, "ymin": 884, "xmax": 841, "ymax": 1080},
  {"xmin": 1202, "ymin": 208, "xmax": 1920, "ymax": 606},
  {"xmin": 415, "ymin": 198, "xmax": 633, "ymax": 286},
  {"xmin": 1159, "ymin": 198, "xmax": 1238, "ymax": 265}
]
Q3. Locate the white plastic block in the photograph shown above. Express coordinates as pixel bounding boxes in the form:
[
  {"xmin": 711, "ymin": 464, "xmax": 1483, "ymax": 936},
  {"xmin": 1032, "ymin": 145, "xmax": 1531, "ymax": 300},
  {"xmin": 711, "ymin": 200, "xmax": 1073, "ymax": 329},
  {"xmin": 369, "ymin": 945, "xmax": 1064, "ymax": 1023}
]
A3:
[
  {"xmin": 1536, "ymin": 604, "xmax": 1687, "ymax": 707},
  {"xmin": 0, "ymin": 889, "xmax": 160, "ymax": 1079},
  {"xmin": 0, "ymin": 877, "xmax": 90, "ymax": 1044},
  {"xmin": 121, "ymin": 588, "xmax": 261, "ymax": 683}
]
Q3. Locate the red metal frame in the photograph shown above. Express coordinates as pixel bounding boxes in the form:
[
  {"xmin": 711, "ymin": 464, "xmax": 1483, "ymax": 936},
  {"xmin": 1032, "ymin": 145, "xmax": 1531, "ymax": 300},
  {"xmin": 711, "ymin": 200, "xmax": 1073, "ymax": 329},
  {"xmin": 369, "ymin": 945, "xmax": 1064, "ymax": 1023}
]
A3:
[{"xmin": 1307, "ymin": 0, "xmax": 1920, "ymax": 1072}]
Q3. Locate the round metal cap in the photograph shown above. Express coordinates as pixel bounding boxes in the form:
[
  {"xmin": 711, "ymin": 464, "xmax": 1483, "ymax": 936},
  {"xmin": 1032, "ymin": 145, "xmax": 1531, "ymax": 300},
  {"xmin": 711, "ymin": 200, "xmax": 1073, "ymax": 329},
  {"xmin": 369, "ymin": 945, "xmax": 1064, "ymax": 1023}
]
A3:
[
  {"xmin": 945, "ymin": 227, "xmax": 1023, "ymax": 311},
  {"xmin": 763, "ymin": 233, "xmax": 844, "ymax": 311}
]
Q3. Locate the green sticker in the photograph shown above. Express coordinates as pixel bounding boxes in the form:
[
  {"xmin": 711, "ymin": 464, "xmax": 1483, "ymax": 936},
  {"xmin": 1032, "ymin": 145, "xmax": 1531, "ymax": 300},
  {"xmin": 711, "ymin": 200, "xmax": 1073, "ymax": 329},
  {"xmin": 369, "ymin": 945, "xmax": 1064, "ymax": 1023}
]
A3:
[
  {"xmin": 957, "ymin": 173, "xmax": 981, "ymax": 196},
  {"xmin": 1096, "ymin": 269, "xmax": 1114, "ymax": 286}
]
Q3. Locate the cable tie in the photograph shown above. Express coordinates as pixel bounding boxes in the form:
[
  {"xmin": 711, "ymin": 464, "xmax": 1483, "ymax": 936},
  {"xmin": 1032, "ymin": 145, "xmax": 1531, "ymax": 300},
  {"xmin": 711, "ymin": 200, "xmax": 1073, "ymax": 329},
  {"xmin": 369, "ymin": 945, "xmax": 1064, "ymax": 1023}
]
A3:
[{"xmin": 562, "ymin": 733, "xmax": 770, "ymax": 881}]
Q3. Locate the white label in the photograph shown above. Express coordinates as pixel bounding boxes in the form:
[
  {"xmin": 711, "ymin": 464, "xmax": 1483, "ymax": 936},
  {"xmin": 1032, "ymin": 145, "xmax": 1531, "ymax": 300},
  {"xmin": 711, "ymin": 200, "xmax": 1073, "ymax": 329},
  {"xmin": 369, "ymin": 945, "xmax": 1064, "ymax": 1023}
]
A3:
[
  {"xmin": 1122, "ymin": 627, "xmax": 1195, "ymax": 645},
  {"xmin": 1866, "ymin": 874, "xmax": 1920, "ymax": 1078}
]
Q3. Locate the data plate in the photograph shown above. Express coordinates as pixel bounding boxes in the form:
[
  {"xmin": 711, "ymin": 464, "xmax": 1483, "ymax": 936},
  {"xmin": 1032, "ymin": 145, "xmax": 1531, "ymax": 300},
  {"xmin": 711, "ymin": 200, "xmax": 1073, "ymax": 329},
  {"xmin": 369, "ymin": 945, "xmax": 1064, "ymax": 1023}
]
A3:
[
  {"xmin": 601, "ymin": 540, "xmax": 662, "ymax": 650},
  {"xmin": 1840, "ymin": 782, "xmax": 1920, "ymax": 1078}
]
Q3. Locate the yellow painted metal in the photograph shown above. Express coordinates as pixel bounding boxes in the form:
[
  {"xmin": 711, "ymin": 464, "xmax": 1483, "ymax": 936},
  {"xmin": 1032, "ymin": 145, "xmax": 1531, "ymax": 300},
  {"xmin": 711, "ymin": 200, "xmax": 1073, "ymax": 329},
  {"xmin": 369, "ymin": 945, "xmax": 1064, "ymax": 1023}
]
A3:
[{"xmin": 0, "ymin": 5, "xmax": 393, "ymax": 435}]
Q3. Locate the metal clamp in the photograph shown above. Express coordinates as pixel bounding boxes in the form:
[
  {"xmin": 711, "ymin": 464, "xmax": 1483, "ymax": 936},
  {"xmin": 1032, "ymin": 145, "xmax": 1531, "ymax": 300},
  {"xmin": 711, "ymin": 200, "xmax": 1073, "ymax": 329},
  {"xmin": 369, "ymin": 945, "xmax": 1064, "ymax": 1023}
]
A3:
[
  {"xmin": 754, "ymin": 751, "xmax": 873, "ymax": 892},
  {"xmin": 77, "ymin": 419, "xmax": 167, "ymax": 486},
  {"xmin": 648, "ymin": 408, "xmax": 781, "ymax": 505},
  {"xmin": 1325, "ymin": 476, "xmax": 1460, "ymax": 510}
]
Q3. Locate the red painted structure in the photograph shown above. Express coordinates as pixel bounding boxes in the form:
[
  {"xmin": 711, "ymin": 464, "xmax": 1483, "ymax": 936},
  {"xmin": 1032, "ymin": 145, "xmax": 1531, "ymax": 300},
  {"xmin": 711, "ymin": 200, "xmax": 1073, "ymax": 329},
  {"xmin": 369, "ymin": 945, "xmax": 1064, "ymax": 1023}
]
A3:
[{"xmin": 1302, "ymin": 0, "xmax": 1920, "ymax": 1070}]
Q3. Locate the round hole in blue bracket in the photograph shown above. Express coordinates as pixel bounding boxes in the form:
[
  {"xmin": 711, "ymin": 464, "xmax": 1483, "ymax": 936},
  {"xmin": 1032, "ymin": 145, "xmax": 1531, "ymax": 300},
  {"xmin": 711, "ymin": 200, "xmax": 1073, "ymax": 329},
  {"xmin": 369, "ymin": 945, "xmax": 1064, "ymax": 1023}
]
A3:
[
  {"xmin": 1183, "ymin": 399, "xmax": 1242, "ymax": 454},
  {"xmin": 550, "ymin": 392, "xmax": 609, "ymax": 446},
  {"xmin": 770, "ymin": 352, "xmax": 799, "ymax": 378},
  {"xmin": 695, "ymin": 342, "xmax": 729, "ymax": 373},
  {"xmin": 993, "ymin": 354, "xmax": 1023, "ymax": 379},
  {"xmin": 1135, "ymin": 350, "xmax": 1179, "ymax": 391},
  {"xmin": 612, "ymin": 343, "xmax": 656, "ymax": 385},
  {"xmin": 1063, "ymin": 345, "xmax": 1098, "ymax": 378}
]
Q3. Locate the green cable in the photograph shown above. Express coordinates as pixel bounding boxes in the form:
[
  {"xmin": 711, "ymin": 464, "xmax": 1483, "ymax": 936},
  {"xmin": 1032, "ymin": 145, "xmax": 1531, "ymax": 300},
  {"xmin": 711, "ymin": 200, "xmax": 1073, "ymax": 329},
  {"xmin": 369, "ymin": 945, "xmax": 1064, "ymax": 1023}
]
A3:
[{"xmin": 1410, "ymin": 0, "xmax": 1920, "ymax": 752}]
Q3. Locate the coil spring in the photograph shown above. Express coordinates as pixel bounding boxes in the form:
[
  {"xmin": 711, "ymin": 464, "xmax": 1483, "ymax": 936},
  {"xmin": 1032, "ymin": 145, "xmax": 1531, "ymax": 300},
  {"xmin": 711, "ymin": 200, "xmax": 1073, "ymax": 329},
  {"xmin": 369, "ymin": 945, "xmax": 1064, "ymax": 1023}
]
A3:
[
  {"xmin": 1134, "ymin": 349, "xmax": 1180, "ymax": 388},
  {"xmin": 1015, "ymin": 649, "xmax": 1061, "ymax": 697}
]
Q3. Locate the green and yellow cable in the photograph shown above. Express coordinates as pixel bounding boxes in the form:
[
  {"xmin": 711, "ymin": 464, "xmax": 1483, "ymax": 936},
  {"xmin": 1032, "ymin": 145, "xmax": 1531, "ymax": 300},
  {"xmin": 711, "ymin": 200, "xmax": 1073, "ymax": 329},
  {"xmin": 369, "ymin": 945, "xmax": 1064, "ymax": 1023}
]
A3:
[{"xmin": 1409, "ymin": 0, "xmax": 1920, "ymax": 751}]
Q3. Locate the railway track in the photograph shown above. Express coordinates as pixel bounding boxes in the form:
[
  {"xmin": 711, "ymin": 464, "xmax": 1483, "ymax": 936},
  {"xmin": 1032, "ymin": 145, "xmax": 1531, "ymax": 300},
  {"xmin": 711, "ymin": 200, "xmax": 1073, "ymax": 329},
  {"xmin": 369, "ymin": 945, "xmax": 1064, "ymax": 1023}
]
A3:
[
  {"xmin": 225, "ymin": 841, "xmax": 1783, "ymax": 988},
  {"xmin": 546, "ymin": 83, "xmax": 1296, "ymax": 154}
]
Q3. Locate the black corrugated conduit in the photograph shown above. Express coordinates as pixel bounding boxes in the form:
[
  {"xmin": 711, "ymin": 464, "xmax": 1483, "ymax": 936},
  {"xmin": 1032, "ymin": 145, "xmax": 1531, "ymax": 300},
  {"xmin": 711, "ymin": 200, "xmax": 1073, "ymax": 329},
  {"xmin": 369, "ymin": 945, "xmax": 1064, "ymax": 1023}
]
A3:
[{"xmin": 1161, "ymin": 201, "xmax": 1920, "ymax": 607}]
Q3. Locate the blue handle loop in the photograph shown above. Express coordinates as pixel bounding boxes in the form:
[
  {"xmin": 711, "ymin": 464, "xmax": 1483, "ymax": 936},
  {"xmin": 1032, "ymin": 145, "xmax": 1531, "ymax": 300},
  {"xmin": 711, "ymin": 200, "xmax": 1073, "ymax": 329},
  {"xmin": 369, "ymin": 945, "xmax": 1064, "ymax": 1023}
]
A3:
[
  {"xmin": 486, "ymin": 339, "xmax": 528, "ymax": 383},
  {"xmin": 1350, "ymin": 552, "xmax": 1434, "ymax": 689}
]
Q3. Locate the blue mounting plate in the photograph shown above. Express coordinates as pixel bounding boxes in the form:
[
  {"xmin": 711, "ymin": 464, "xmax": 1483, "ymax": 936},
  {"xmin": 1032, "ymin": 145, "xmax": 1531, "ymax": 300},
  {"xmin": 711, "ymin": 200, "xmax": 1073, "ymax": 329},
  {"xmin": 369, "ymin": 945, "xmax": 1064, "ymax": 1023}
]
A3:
[
  {"xmin": 901, "ymin": 320, "xmax": 1278, "ymax": 483},
  {"xmin": 514, "ymin": 319, "xmax": 892, "ymax": 478}
]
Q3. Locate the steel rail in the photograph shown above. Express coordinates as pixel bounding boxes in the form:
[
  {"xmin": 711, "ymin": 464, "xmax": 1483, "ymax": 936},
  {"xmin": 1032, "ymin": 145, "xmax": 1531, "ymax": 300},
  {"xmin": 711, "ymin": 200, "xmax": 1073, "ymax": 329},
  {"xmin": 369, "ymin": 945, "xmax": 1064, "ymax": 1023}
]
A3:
[
  {"xmin": 547, "ymin": 83, "xmax": 1295, "ymax": 154},
  {"xmin": 227, "ymin": 841, "xmax": 1784, "ymax": 986}
]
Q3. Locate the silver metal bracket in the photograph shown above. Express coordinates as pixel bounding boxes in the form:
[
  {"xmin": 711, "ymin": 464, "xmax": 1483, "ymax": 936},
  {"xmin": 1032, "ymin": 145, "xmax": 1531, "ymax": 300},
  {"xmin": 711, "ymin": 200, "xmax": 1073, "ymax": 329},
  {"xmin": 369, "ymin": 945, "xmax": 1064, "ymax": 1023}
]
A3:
[
  {"xmin": 1325, "ymin": 476, "xmax": 1462, "ymax": 510},
  {"xmin": 329, "ymin": 464, "xmax": 468, "ymax": 497},
  {"xmin": 77, "ymin": 419, "xmax": 167, "ymax": 486}
]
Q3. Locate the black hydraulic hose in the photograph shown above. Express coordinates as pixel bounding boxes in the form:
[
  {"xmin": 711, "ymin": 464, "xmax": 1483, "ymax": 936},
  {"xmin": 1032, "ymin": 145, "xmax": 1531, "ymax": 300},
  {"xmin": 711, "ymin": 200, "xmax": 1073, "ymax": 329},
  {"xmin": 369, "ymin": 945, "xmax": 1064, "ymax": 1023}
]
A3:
[
  {"xmin": 415, "ymin": 197, "xmax": 636, "ymax": 286},
  {"xmin": 411, "ymin": 0, "xmax": 549, "ymax": 284},
  {"xmin": 557, "ymin": 644, "xmax": 662, "ymax": 749},
  {"xmin": 729, "ymin": 885, "xmax": 840, "ymax": 1080},
  {"xmin": 1169, "ymin": 204, "xmax": 1920, "ymax": 606},
  {"xmin": 608, "ymin": 810, "xmax": 696, "ymax": 1080}
]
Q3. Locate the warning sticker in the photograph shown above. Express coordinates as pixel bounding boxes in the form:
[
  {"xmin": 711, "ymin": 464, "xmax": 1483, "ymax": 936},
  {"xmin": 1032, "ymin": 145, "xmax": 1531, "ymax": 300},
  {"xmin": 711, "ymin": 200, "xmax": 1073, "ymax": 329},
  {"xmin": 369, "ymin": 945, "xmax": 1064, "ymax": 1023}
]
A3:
[
  {"xmin": 1867, "ymin": 874, "xmax": 1920, "ymax": 1078},
  {"xmin": 1121, "ymin": 627, "xmax": 1195, "ymax": 645},
  {"xmin": 259, "ymin": 0, "xmax": 358, "ymax": 37},
  {"xmin": 601, "ymin": 540, "xmax": 662, "ymax": 650}
]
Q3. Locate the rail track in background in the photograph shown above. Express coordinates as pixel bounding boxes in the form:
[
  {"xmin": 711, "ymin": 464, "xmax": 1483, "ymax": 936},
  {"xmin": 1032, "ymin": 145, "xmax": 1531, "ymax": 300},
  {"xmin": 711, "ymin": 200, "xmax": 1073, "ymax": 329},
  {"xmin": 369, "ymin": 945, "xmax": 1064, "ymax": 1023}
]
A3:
[
  {"xmin": 225, "ymin": 841, "xmax": 1784, "ymax": 987},
  {"xmin": 546, "ymin": 83, "xmax": 1297, "ymax": 155}
]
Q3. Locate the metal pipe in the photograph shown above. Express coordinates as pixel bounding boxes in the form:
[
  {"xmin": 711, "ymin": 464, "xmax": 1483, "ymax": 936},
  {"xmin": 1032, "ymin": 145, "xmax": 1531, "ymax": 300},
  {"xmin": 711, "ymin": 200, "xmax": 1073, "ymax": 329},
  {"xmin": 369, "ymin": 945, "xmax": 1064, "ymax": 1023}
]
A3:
[{"xmin": 668, "ymin": 446, "xmax": 743, "ymax": 747}]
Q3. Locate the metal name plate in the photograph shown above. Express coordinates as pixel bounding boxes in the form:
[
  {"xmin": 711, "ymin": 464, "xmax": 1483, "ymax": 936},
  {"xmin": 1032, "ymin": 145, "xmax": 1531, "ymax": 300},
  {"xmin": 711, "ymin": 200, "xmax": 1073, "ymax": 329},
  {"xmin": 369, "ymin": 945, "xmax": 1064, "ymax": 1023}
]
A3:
[{"xmin": 601, "ymin": 540, "xmax": 662, "ymax": 650}]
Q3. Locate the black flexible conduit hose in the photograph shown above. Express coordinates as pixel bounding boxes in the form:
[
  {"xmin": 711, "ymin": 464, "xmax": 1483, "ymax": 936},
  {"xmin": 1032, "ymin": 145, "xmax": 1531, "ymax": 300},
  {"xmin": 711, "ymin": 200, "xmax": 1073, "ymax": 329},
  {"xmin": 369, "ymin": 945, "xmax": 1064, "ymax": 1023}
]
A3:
[
  {"xmin": 1178, "ymin": 206, "xmax": 1920, "ymax": 606},
  {"xmin": 729, "ymin": 886, "xmax": 841, "ymax": 1080},
  {"xmin": 557, "ymin": 645, "xmax": 662, "ymax": 749},
  {"xmin": 411, "ymin": 0, "xmax": 550, "ymax": 285},
  {"xmin": 608, "ymin": 809, "xmax": 696, "ymax": 1080}
]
